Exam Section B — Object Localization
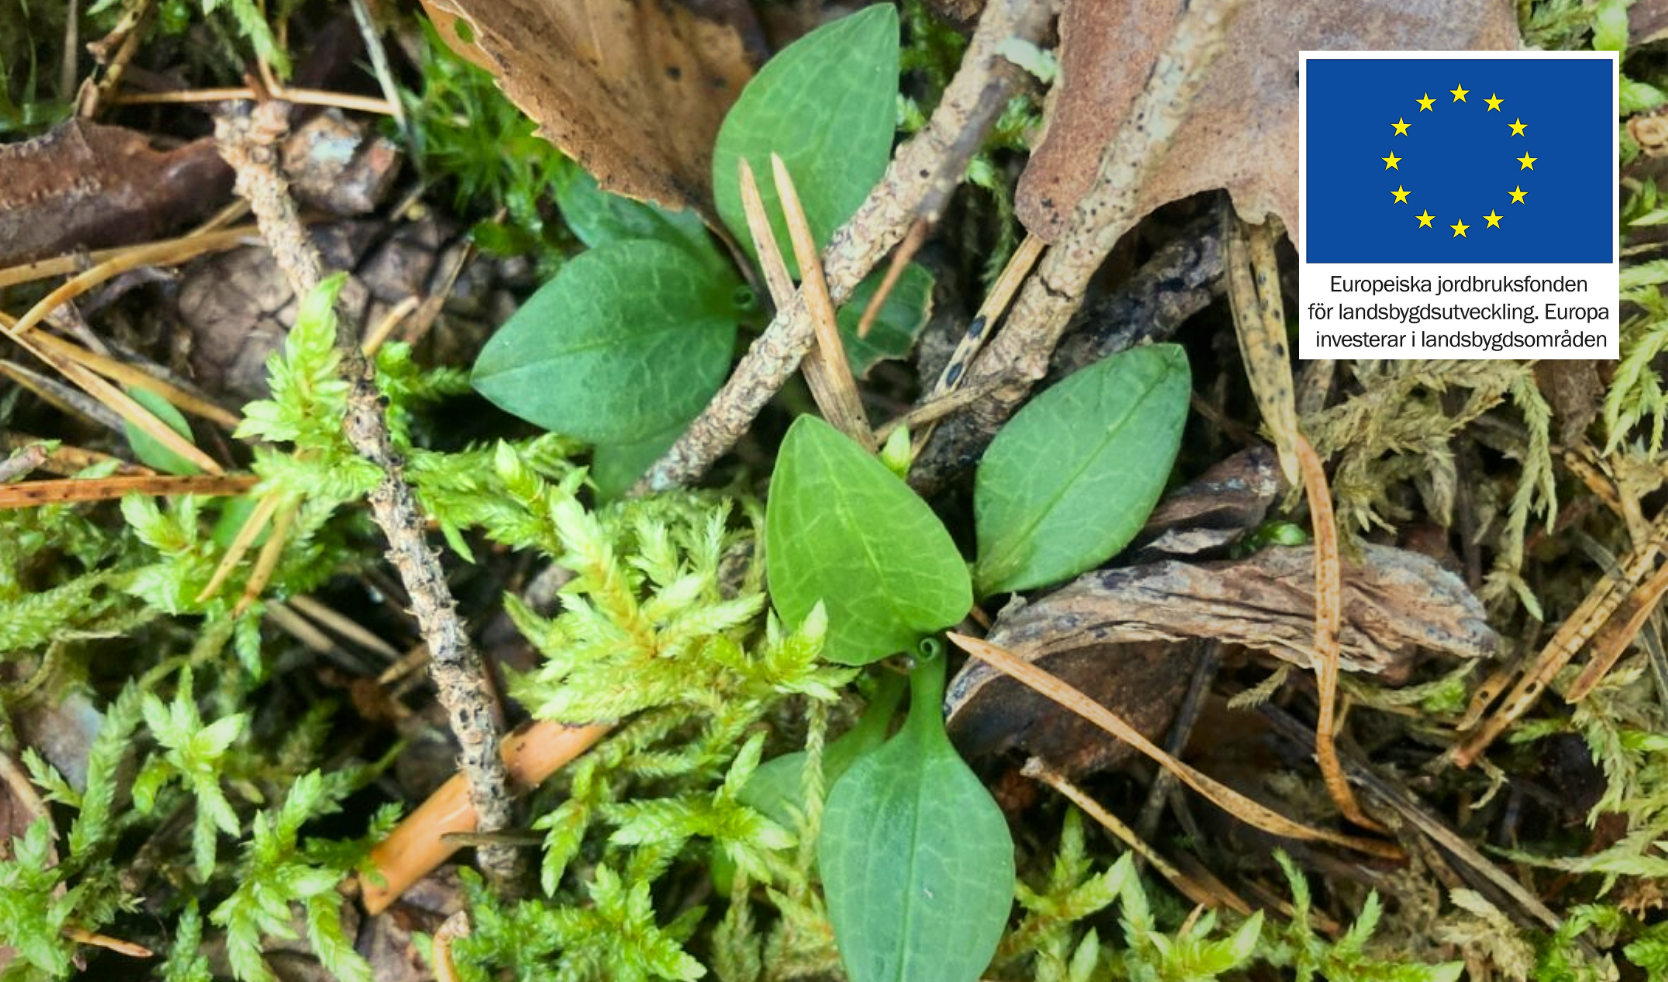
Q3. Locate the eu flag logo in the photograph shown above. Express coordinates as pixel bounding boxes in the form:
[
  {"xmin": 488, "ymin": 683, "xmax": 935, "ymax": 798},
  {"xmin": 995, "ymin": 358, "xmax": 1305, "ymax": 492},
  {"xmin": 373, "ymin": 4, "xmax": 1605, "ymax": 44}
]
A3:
[{"xmin": 1304, "ymin": 56, "xmax": 1615, "ymax": 264}]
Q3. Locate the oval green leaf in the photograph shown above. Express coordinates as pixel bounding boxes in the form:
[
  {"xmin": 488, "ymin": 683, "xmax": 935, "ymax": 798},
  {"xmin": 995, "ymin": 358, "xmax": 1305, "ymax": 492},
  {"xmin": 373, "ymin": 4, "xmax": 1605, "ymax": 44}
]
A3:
[
  {"xmin": 124, "ymin": 387, "xmax": 201, "ymax": 476},
  {"xmin": 818, "ymin": 652, "xmax": 1015, "ymax": 982},
  {"xmin": 839, "ymin": 263, "xmax": 934, "ymax": 378},
  {"xmin": 553, "ymin": 160, "xmax": 722, "ymax": 273},
  {"xmin": 712, "ymin": 5, "xmax": 898, "ymax": 277},
  {"xmin": 472, "ymin": 240, "xmax": 741, "ymax": 445},
  {"xmin": 766, "ymin": 416, "xmax": 970, "ymax": 666},
  {"xmin": 973, "ymin": 344, "xmax": 1191, "ymax": 595}
]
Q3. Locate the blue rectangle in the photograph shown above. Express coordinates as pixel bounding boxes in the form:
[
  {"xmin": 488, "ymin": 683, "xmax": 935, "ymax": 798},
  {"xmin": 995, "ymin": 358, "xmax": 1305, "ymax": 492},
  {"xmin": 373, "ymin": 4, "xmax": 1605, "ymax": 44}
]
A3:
[{"xmin": 1305, "ymin": 56, "xmax": 1614, "ymax": 264}]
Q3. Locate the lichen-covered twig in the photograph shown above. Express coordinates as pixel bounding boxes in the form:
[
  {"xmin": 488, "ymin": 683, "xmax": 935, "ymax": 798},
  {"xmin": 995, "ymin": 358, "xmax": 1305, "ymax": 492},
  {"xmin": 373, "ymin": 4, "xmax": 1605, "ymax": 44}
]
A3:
[
  {"xmin": 215, "ymin": 100, "xmax": 519, "ymax": 889},
  {"xmin": 912, "ymin": 0, "xmax": 1241, "ymax": 489},
  {"xmin": 633, "ymin": 0, "xmax": 1053, "ymax": 493}
]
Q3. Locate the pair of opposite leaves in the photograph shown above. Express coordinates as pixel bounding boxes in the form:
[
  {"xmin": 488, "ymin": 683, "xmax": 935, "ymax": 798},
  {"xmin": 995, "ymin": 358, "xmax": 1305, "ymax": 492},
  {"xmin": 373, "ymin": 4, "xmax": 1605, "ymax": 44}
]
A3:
[{"xmin": 766, "ymin": 343, "xmax": 1190, "ymax": 668}]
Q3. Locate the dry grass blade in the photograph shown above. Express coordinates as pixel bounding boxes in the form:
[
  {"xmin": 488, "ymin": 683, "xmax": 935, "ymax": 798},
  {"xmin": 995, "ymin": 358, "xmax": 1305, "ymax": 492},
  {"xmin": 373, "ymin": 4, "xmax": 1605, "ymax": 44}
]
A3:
[
  {"xmin": 196, "ymin": 491, "xmax": 283, "ymax": 602},
  {"xmin": 855, "ymin": 220, "xmax": 927, "ymax": 339},
  {"xmin": 1226, "ymin": 216, "xmax": 1298, "ymax": 483},
  {"xmin": 0, "ymin": 474, "xmax": 256, "ymax": 508},
  {"xmin": 0, "ymin": 313, "xmax": 224, "ymax": 474},
  {"xmin": 1295, "ymin": 433, "xmax": 1386, "ymax": 833},
  {"xmin": 1, "ymin": 433, "xmax": 150, "ymax": 477},
  {"xmin": 61, "ymin": 926, "xmax": 152, "ymax": 958},
  {"xmin": 1567, "ymin": 558, "xmax": 1668, "ymax": 701},
  {"xmin": 1455, "ymin": 504, "xmax": 1668, "ymax": 767},
  {"xmin": 236, "ymin": 497, "xmax": 299, "ymax": 614},
  {"xmin": 32, "ymin": 331, "xmax": 239, "ymax": 429},
  {"xmin": 771, "ymin": 154, "xmax": 875, "ymax": 450},
  {"xmin": 1022, "ymin": 755, "xmax": 1252, "ymax": 915},
  {"xmin": 908, "ymin": 233, "xmax": 1044, "ymax": 456},
  {"xmin": 287, "ymin": 594, "xmax": 402, "ymax": 661},
  {"xmin": 948, "ymin": 632, "xmax": 1402, "ymax": 858},
  {"xmin": 0, "ymin": 225, "xmax": 255, "ymax": 290},
  {"xmin": 109, "ymin": 85, "xmax": 397, "ymax": 115},
  {"xmin": 737, "ymin": 159, "xmax": 795, "ymax": 307}
]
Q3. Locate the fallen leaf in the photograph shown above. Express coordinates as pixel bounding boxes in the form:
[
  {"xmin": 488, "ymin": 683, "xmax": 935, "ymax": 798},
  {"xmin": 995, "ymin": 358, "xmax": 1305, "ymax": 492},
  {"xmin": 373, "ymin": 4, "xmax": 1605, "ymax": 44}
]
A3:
[
  {"xmin": 421, "ymin": 0, "xmax": 765, "ymax": 222},
  {"xmin": 947, "ymin": 542, "xmax": 1497, "ymax": 774},
  {"xmin": 1016, "ymin": 0, "xmax": 1520, "ymax": 243},
  {"xmin": 0, "ymin": 120, "xmax": 232, "ymax": 265}
]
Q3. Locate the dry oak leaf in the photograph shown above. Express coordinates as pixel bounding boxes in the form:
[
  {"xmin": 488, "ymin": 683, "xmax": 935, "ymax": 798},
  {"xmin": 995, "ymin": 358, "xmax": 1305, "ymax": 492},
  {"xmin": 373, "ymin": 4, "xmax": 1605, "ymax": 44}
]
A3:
[
  {"xmin": 1016, "ymin": 0, "xmax": 1521, "ymax": 244},
  {"xmin": 420, "ymin": 0, "xmax": 767, "ymax": 223}
]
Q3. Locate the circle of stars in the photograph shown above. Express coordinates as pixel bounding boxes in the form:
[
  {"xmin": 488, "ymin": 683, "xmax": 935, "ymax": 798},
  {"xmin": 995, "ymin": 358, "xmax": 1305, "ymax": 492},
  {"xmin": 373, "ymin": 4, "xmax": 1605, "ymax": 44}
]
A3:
[{"xmin": 1387, "ymin": 85, "xmax": 1532, "ymax": 236}]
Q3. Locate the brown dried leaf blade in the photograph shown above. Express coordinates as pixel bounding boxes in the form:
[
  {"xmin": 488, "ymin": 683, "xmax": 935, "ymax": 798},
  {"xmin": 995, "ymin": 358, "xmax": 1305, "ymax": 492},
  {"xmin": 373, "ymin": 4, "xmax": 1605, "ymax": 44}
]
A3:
[
  {"xmin": 423, "ymin": 0, "xmax": 763, "ymax": 221},
  {"xmin": 1016, "ymin": 0, "xmax": 1520, "ymax": 243},
  {"xmin": 947, "ymin": 543, "xmax": 1497, "ymax": 775}
]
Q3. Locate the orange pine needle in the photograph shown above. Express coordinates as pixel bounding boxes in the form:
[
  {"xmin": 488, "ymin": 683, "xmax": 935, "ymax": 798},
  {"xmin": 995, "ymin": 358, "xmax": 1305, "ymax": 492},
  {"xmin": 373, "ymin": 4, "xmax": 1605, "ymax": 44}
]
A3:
[
  {"xmin": 1294, "ymin": 433, "xmax": 1386, "ymax": 834},
  {"xmin": 0, "ymin": 474, "xmax": 256, "ymax": 509},
  {"xmin": 360, "ymin": 719, "xmax": 613, "ymax": 914}
]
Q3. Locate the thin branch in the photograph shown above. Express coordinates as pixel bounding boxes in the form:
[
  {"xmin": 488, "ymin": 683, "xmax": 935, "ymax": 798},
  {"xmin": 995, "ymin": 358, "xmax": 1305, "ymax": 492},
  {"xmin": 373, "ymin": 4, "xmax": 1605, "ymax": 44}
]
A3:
[
  {"xmin": 912, "ymin": 0, "xmax": 1242, "ymax": 489},
  {"xmin": 216, "ymin": 100, "xmax": 520, "ymax": 890},
  {"xmin": 633, "ymin": 0, "xmax": 1053, "ymax": 493}
]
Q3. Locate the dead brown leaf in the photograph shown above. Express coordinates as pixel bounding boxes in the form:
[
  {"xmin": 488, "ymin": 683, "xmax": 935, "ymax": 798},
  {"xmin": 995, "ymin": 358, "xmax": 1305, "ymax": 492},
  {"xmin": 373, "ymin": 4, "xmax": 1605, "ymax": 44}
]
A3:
[
  {"xmin": 0, "ymin": 120, "xmax": 233, "ymax": 266},
  {"xmin": 421, "ymin": 0, "xmax": 765, "ymax": 222},
  {"xmin": 1017, "ymin": 0, "xmax": 1520, "ymax": 243},
  {"xmin": 948, "ymin": 541, "xmax": 1495, "ymax": 774}
]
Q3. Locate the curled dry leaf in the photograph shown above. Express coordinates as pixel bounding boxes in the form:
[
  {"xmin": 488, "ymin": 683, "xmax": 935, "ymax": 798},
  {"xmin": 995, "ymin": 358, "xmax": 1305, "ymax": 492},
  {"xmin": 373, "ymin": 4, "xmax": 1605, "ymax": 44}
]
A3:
[
  {"xmin": 0, "ymin": 120, "xmax": 232, "ymax": 265},
  {"xmin": 946, "ymin": 542, "xmax": 1497, "ymax": 775},
  {"xmin": 1016, "ymin": 0, "xmax": 1520, "ymax": 243},
  {"xmin": 1134, "ymin": 444, "xmax": 1284, "ymax": 558},
  {"xmin": 420, "ymin": 0, "xmax": 765, "ymax": 222}
]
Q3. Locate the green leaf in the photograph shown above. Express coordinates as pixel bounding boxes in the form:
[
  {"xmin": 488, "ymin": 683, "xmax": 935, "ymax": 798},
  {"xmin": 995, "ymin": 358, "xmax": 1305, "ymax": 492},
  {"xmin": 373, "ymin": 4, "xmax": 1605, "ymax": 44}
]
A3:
[
  {"xmin": 766, "ymin": 416, "xmax": 970, "ymax": 665},
  {"xmin": 818, "ymin": 651, "xmax": 1015, "ymax": 982},
  {"xmin": 124, "ymin": 387, "xmax": 202, "ymax": 475},
  {"xmin": 590, "ymin": 424, "xmax": 683, "ymax": 502},
  {"xmin": 554, "ymin": 159, "xmax": 717, "ymax": 267},
  {"xmin": 472, "ymin": 240, "xmax": 743, "ymax": 444},
  {"xmin": 1622, "ymin": 75, "xmax": 1667, "ymax": 114},
  {"xmin": 974, "ymin": 344, "xmax": 1190, "ymax": 595},
  {"xmin": 740, "ymin": 670, "xmax": 906, "ymax": 826},
  {"xmin": 1593, "ymin": 0, "xmax": 1629, "ymax": 52},
  {"xmin": 840, "ymin": 263, "xmax": 934, "ymax": 378},
  {"xmin": 712, "ymin": 5, "xmax": 898, "ymax": 277}
]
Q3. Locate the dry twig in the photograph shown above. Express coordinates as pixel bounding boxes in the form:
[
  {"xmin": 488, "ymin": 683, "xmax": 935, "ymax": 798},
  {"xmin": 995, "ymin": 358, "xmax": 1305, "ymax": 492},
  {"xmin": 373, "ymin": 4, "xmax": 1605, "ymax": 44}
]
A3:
[
  {"xmin": 633, "ymin": 0, "xmax": 1053, "ymax": 492},
  {"xmin": 912, "ymin": 0, "xmax": 1241, "ymax": 488},
  {"xmin": 216, "ymin": 100, "xmax": 519, "ymax": 889}
]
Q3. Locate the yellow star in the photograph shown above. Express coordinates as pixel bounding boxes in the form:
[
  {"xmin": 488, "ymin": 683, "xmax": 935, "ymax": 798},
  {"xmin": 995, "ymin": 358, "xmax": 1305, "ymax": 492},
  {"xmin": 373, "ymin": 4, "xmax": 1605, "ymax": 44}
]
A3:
[
  {"xmin": 1509, "ymin": 185, "xmax": 1527, "ymax": 203},
  {"xmin": 1392, "ymin": 185, "xmax": 1410, "ymax": 203},
  {"xmin": 1417, "ymin": 92, "xmax": 1435, "ymax": 111},
  {"xmin": 1392, "ymin": 117, "xmax": 1410, "ymax": 135},
  {"xmin": 1450, "ymin": 83, "xmax": 1469, "ymax": 102},
  {"xmin": 1485, "ymin": 93, "xmax": 1503, "ymax": 111},
  {"xmin": 1451, "ymin": 218, "xmax": 1470, "ymax": 237},
  {"xmin": 1484, "ymin": 210, "xmax": 1502, "ymax": 228},
  {"xmin": 1517, "ymin": 152, "xmax": 1537, "ymax": 170},
  {"xmin": 1509, "ymin": 117, "xmax": 1527, "ymax": 136},
  {"xmin": 1416, "ymin": 210, "xmax": 1435, "ymax": 227},
  {"xmin": 1383, "ymin": 151, "xmax": 1402, "ymax": 170}
]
